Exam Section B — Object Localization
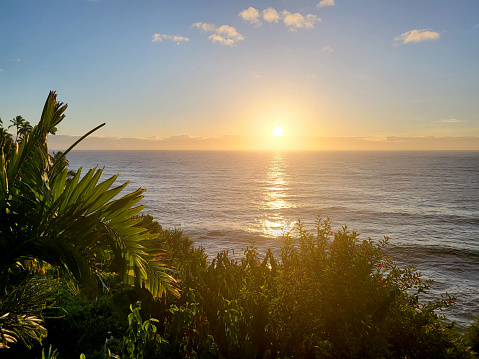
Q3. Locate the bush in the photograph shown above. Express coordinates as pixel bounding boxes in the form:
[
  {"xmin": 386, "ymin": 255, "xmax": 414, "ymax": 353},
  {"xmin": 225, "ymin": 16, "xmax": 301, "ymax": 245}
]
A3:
[
  {"xmin": 4, "ymin": 215, "xmax": 474, "ymax": 358},
  {"xmin": 465, "ymin": 317, "xmax": 479, "ymax": 355},
  {"xmin": 166, "ymin": 216, "xmax": 474, "ymax": 358}
]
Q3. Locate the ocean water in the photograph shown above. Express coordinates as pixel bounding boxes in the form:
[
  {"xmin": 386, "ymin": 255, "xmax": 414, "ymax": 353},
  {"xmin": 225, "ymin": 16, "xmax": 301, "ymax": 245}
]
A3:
[{"xmin": 66, "ymin": 150, "xmax": 479, "ymax": 327}]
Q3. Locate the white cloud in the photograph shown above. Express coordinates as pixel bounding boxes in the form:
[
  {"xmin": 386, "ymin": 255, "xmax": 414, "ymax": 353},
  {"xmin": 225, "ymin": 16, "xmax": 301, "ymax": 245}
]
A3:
[
  {"xmin": 317, "ymin": 0, "xmax": 335, "ymax": 8},
  {"xmin": 394, "ymin": 29, "xmax": 440, "ymax": 45},
  {"xmin": 441, "ymin": 118, "xmax": 464, "ymax": 123},
  {"xmin": 208, "ymin": 34, "xmax": 235, "ymax": 46},
  {"xmin": 239, "ymin": 7, "xmax": 321, "ymax": 31},
  {"xmin": 239, "ymin": 7, "xmax": 262, "ymax": 26},
  {"xmin": 322, "ymin": 45, "xmax": 333, "ymax": 53},
  {"xmin": 216, "ymin": 25, "xmax": 243, "ymax": 38},
  {"xmin": 281, "ymin": 11, "xmax": 321, "ymax": 30},
  {"xmin": 152, "ymin": 34, "xmax": 190, "ymax": 44},
  {"xmin": 191, "ymin": 22, "xmax": 244, "ymax": 46},
  {"xmin": 263, "ymin": 7, "xmax": 280, "ymax": 23}
]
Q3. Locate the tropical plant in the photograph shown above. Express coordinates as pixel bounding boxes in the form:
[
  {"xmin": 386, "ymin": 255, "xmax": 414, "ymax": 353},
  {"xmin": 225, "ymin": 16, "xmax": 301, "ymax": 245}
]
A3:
[
  {"xmin": 0, "ymin": 92, "xmax": 178, "ymax": 350},
  {"xmin": 0, "ymin": 118, "xmax": 13, "ymax": 150},
  {"xmin": 165, "ymin": 216, "xmax": 473, "ymax": 358},
  {"xmin": 6, "ymin": 215, "xmax": 473, "ymax": 358},
  {"xmin": 8, "ymin": 115, "xmax": 25, "ymax": 142},
  {"xmin": 123, "ymin": 302, "xmax": 162, "ymax": 359},
  {"xmin": 17, "ymin": 120, "xmax": 33, "ymax": 141},
  {"xmin": 0, "ymin": 277, "xmax": 57, "ymax": 349},
  {"xmin": 465, "ymin": 316, "xmax": 479, "ymax": 356},
  {"xmin": 40, "ymin": 345, "xmax": 59, "ymax": 359}
]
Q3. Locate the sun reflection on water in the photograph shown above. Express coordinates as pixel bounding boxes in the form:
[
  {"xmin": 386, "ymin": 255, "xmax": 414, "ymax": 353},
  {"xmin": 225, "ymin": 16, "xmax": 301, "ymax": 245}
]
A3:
[{"xmin": 260, "ymin": 153, "xmax": 296, "ymax": 237}]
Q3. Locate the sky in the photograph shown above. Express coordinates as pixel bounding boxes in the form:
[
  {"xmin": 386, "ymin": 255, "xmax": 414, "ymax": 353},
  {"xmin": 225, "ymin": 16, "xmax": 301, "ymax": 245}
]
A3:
[{"xmin": 1, "ymin": 0, "xmax": 479, "ymax": 150}]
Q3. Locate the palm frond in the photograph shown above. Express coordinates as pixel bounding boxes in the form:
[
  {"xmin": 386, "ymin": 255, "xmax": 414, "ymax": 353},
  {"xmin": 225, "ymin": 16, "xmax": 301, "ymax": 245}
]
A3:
[
  {"xmin": 1, "ymin": 91, "xmax": 178, "ymax": 299},
  {"xmin": 0, "ymin": 277, "xmax": 57, "ymax": 349}
]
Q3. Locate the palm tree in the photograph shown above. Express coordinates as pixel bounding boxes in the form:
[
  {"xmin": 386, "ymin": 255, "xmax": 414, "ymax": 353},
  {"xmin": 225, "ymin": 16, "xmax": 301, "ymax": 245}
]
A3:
[
  {"xmin": 0, "ymin": 92, "xmax": 178, "ymax": 349},
  {"xmin": 17, "ymin": 120, "xmax": 33, "ymax": 141},
  {"xmin": 8, "ymin": 115, "xmax": 25, "ymax": 142},
  {"xmin": 0, "ymin": 127, "xmax": 10, "ymax": 139},
  {"xmin": 0, "ymin": 119, "xmax": 13, "ymax": 150}
]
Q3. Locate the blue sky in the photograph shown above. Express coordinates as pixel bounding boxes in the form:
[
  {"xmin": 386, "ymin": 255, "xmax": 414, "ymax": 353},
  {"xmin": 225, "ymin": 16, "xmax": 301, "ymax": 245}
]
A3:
[{"xmin": 1, "ymin": 0, "xmax": 479, "ymax": 149}]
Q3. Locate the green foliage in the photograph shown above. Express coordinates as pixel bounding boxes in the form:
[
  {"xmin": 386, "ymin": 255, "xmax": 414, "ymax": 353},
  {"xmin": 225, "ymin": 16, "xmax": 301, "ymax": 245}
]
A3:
[
  {"xmin": 0, "ymin": 92, "xmax": 178, "ymax": 352},
  {"xmin": 167, "ymin": 216, "xmax": 474, "ymax": 358},
  {"xmin": 0, "ymin": 92, "xmax": 178, "ymax": 298},
  {"xmin": 0, "ymin": 277, "xmax": 57, "ymax": 349},
  {"xmin": 0, "ymin": 118, "xmax": 13, "ymax": 151},
  {"xmin": 41, "ymin": 345, "xmax": 59, "ymax": 359},
  {"xmin": 465, "ymin": 316, "xmax": 479, "ymax": 355},
  {"xmin": 123, "ymin": 302, "xmax": 162, "ymax": 359},
  {"xmin": 43, "ymin": 279, "xmax": 129, "ymax": 359},
  {"xmin": 4, "ymin": 215, "xmax": 474, "ymax": 358},
  {"xmin": 160, "ymin": 299, "xmax": 218, "ymax": 358}
]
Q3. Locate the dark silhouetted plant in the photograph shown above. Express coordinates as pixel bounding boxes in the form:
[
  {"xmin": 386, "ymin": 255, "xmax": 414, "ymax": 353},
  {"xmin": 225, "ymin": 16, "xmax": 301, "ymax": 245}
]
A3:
[{"xmin": 0, "ymin": 92, "xmax": 178, "ymax": 352}]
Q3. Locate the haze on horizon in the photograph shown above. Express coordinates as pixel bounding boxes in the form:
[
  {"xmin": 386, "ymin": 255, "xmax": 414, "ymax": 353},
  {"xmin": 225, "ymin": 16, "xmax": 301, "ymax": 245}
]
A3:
[{"xmin": 1, "ymin": 0, "xmax": 479, "ymax": 151}]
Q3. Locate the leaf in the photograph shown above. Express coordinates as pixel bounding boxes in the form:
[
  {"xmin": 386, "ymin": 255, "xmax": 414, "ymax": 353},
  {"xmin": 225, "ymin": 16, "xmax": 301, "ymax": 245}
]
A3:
[{"xmin": 1, "ymin": 91, "xmax": 178, "ymax": 309}]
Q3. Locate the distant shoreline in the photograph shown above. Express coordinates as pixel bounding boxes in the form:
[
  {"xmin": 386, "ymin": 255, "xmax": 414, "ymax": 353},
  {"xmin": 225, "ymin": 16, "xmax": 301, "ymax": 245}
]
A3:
[{"xmin": 48, "ymin": 134, "xmax": 479, "ymax": 151}]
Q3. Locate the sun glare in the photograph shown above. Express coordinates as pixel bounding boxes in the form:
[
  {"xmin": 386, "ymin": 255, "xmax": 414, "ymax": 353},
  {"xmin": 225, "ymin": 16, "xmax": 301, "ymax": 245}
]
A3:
[{"xmin": 272, "ymin": 126, "xmax": 284, "ymax": 136}]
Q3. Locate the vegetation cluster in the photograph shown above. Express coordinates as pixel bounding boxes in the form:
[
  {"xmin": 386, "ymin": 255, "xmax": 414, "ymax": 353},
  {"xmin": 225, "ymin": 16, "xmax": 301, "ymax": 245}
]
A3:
[{"xmin": 1, "ymin": 93, "xmax": 479, "ymax": 358}]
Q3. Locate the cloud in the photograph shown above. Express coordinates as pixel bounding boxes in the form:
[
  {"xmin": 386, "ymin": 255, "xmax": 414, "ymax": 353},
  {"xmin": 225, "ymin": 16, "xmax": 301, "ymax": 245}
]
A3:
[
  {"xmin": 208, "ymin": 34, "xmax": 235, "ymax": 46},
  {"xmin": 263, "ymin": 7, "xmax": 280, "ymax": 23},
  {"xmin": 191, "ymin": 22, "xmax": 216, "ymax": 32},
  {"xmin": 317, "ymin": 0, "xmax": 335, "ymax": 8},
  {"xmin": 238, "ymin": 7, "xmax": 262, "ymax": 26},
  {"xmin": 240, "ymin": 7, "xmax": 321, "ymax": 31},
  {"xmin": 238, "ymin": 7, "xmax": 281, "ymax": 25},
  {"xmin": 281, "ymin": 11, "xmax": 321, "ymax": 30},
  {"xmin": 152, "ymin": 33, "xmax": 190, "ymax": 44},
  {"xmin": 322, "ymin": 45, "xmax": 333, "ymax": 53},
  {"xmin": 441, "ymin": 118, "xmax": 464, "ymax": 123},
  {"xmin": 191, "ymin": 22, "xmax": 244, "ymax": 46},
  {"xmin": 394, "ymin": 29, "xmax": 440, "ymax": 45}
]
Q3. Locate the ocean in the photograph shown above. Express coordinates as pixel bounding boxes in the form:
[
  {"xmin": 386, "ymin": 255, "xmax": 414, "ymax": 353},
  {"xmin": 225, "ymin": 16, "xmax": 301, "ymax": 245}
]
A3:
[{"xmin": 65, "ymin": 150, "xmax": 479, "ymax": 328}]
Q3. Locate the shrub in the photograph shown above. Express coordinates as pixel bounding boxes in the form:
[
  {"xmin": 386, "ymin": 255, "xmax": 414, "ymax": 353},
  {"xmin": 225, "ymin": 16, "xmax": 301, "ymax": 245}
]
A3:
[
  {"xmin": 167, "ymin": 216, "xmax": 474, "ymax": 358},
  {"xmin": 4, "ymin": 214, "xmax": 473, "ymax": 358},
  {"xmin": 465, "ymin": 317, "xmax": 479, "ymax": 355}
]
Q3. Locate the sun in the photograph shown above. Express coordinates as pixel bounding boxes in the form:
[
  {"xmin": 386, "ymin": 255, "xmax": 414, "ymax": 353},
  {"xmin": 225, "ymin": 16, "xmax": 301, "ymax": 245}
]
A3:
[{"xmin": 272, "ymin": 126, "xmax": 284, "ymax": 136}]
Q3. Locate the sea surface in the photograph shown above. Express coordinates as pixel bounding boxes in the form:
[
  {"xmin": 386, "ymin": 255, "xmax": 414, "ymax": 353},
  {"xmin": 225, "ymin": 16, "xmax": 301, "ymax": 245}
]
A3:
[{"xmin": 66, "ymin": 150, "xmax": 479, "ymax": 328}]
